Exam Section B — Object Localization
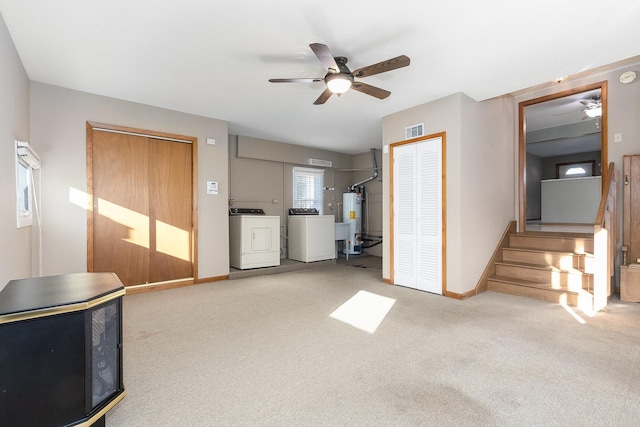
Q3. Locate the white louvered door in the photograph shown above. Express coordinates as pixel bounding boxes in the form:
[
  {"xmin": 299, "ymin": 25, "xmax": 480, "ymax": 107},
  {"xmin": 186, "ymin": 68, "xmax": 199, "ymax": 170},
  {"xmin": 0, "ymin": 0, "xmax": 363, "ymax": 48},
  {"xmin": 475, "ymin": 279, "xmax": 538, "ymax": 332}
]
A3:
[
  {"xmin": 393, "ymin": 144, "xmax": 417, "ymax": 288},
  {"xmin": 415, "ymin": 140, "xmax": 442, "ymax": 293},
  {"xmin": 393, "ymin": 137, "xmax": 442, "ymax": 294}
]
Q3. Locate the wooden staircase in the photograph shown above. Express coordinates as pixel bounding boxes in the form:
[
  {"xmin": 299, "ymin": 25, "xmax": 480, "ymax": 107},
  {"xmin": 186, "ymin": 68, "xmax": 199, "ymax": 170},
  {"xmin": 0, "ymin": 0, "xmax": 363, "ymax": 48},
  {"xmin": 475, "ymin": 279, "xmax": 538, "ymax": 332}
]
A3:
[{"xmin": 487, "ymin": 231, "xmax": 595, "ymax": 308}]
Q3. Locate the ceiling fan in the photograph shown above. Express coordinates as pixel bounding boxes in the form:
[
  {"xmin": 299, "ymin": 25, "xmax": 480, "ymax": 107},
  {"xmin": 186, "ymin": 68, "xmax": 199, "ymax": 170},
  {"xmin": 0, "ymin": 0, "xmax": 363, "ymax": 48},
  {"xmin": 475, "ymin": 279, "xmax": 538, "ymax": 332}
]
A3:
[
  {"xmin": 269, "ymin": 43, "xmax": 410, "ymax": 105},
  {"xmin": 579, "ymin": 95, "xmax": 601, "ymax": 109},
  {"xmin": 580, "ymin": 95, "xmax": 602, "ymax": 118},
  {"xmin": 552, "ymin": 94, "xmax": 603, "ymax": 119}
]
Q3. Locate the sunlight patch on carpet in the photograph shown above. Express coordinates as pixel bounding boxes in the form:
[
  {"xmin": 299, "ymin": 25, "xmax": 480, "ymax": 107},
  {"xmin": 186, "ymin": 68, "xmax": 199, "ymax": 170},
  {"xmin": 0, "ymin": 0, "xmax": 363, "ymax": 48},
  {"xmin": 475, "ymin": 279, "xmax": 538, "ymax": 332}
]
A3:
[{"xmin": 330, "ymin": 290, "xmax": 396, "ymax": 334}]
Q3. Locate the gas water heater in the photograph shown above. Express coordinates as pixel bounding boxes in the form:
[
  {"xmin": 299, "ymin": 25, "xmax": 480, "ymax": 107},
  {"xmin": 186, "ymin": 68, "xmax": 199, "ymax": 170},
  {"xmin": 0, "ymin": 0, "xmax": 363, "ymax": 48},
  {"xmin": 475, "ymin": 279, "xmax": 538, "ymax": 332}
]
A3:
[{"xmin": 342, "ymin": 191, "xmax": 362, "ymax": 255}]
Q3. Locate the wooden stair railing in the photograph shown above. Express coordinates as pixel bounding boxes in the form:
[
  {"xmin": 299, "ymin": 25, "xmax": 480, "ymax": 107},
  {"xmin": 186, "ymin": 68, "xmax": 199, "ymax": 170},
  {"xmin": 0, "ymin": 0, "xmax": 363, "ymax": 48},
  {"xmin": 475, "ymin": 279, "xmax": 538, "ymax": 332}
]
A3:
[{"xmin": 593, "ymin": 162, "xmax": 619, "ymax": 312}]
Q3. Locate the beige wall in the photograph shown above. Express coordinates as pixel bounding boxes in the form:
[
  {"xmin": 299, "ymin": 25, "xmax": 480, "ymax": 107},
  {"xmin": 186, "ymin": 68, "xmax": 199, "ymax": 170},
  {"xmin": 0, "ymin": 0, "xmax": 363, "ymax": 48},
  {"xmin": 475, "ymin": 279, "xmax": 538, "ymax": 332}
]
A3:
[
  {"xmin": 0, "ymin": 13, "xmax": 31, "ymax": 288},
  {"xmin": 382, "ymin": 93, "xmax": 515, "ymax": 295},
  {"xmin": 459, "ymin": 95, "xmax": 515, "ymax": 289},
  {"xmin": 229, "ymin": 135, "xmax": 353, "ymax": 258},
  {"xmin": 29, "ymin": 82, "xmax": 229, "ymax": 280}
]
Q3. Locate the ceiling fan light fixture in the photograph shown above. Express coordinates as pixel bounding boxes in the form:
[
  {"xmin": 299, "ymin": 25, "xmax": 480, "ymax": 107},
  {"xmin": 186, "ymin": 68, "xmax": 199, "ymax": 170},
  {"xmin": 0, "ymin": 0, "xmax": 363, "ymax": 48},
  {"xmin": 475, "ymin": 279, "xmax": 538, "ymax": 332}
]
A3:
[
  {"xmin": 270, "ymin": 43, "xmax": 409, "ymax": 104},
  {"xmin": 325, "ymin": 73, "xmax": 353, "ymax": 95},
  {"xmin": 584, "ymin": 106, "xmax": 602, "ymax": 118}
]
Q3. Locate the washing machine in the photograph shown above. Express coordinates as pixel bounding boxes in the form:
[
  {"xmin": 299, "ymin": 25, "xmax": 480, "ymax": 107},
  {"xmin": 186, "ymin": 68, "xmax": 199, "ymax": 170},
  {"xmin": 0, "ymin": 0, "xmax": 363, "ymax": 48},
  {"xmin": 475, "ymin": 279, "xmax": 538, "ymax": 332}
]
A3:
[
  {"xmin": 287, "ymin": 208, "xmax": 335, "ymax": 262},
  {"xmin": 229, "ymin": 208, "xmax": 280, "ymax": 269}
]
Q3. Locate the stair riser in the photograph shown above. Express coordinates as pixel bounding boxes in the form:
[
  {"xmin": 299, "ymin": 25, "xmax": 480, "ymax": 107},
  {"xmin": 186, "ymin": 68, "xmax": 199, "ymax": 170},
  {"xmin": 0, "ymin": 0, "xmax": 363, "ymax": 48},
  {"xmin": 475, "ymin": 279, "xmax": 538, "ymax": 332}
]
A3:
[
  {"xmin": 488, "ymin": 280, "xmax": 580, "ymax": 306},
  {"xmin": 502, "ymin": 249, "xmax": 586, "ymax": 270},
  {"xmin": 495, "ymin": 264, "xmax": 591, "ymax": 290},
  {"xmin": 509, "ymin": 235, "xmax": 593, "ymax": 254}
]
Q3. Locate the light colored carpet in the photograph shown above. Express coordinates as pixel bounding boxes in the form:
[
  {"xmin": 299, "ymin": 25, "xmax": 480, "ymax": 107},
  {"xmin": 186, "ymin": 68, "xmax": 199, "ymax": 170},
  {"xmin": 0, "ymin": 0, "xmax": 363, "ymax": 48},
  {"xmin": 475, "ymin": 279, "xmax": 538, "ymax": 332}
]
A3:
[{"xmin": 107, "ymin": 258, "xmax": 640, "ymax": 426}]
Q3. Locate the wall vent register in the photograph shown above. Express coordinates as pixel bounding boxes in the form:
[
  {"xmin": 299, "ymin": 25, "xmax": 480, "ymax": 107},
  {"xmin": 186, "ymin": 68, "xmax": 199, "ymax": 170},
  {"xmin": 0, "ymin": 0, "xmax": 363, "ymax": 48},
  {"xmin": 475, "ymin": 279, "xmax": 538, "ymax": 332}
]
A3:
[
  {"xmin": 405, "ymin": 123, "xmax": 424, "ymax": 139},
  {"xmin": 309, "ymin": 158, "xmax": 332, "ymax": 168}
]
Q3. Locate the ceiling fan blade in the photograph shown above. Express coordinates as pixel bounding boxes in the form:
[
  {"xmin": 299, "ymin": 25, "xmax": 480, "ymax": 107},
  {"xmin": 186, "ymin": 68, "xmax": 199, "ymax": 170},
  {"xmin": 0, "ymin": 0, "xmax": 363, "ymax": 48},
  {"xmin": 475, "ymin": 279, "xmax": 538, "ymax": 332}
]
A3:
[
  {"xmin": 353, "ymin": 55, "xmax": 410, "ymax": 78},
  {"xmin": 310, "ymin": 43, "xmax": 339, "ymax": 73},
  {"xmin": 269, "ymin": 78, "xmax": 323, "ymax": 83},
  {"xmin": 351, "ymin": 82, "xmax": 391, "ymax": 99},
  {"xmin": 313, "ymin": 88, "xmax": 333, "ymax": 105},
  {"xmin": 552, "ymin": 109, "xmax": 583, "ymax": 117}
]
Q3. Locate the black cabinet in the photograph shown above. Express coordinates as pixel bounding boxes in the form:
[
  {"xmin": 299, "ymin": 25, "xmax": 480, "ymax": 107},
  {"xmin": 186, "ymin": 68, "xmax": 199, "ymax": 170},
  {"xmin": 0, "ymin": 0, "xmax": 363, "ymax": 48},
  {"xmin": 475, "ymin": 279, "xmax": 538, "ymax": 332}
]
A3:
[{"xmin": 0, "ymin": 272, "xmax": 125, "ymax": 427}]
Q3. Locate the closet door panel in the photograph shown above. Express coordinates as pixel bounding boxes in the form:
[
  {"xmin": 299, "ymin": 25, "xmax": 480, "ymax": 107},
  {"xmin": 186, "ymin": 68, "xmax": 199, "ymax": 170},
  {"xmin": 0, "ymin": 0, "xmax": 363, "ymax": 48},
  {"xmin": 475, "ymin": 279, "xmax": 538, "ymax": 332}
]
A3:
[
  {"xmin": 393, "ymin": 144, "xmax": 417, "ymax": 288},
  {"xmin": 416, "ymin": 139, "xmax": 442, "ymax": 294},
  {"xmin": 92, "ymin": 132, "xmax": 150, "ymax": 286},
  {"xmin": 148, "ymin": 138, "xmax": 193, "ymax": 283},
  {"xmin": 625, "ymin": 155, "xmax": 640, "ymax": 264}
]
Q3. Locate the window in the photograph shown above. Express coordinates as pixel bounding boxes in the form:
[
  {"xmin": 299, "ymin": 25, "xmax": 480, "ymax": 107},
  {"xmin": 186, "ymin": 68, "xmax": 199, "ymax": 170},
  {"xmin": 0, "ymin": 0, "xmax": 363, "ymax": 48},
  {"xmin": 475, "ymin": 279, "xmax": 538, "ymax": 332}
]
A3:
[
  {"xmin": 565, "ymin": 167, "xmax": 586, "ymax": 176},
  {"xmin": 15, "ymin": 141, "xmax": 41, "ymax": 228},
  {"xmin": 16, "ymin": 159, "xmax": 32, "ymax": 227},
  {"xmin": 556, "ymin": 160, "xmax": 596, "ymax": 179},
  {"xmin": 293, "ymin": 167, "xmax": 324, "ymax": 214}
]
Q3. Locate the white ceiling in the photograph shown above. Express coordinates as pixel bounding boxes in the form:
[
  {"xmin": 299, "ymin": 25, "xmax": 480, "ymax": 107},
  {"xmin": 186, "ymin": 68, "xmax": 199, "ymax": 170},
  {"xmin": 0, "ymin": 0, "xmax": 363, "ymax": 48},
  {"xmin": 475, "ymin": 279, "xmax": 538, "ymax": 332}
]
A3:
[{"xmin": 1, "ymin": 0, "xmax": 639, "ymax": 154}]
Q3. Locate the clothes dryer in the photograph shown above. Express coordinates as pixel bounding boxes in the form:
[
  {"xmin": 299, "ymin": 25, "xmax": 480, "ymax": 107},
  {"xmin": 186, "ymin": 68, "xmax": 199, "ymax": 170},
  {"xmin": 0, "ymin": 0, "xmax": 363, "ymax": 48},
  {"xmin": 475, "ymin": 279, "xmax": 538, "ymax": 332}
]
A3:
[{"xmin": 229, "ymin": 208, "xmax": 280, "ymax": 269}]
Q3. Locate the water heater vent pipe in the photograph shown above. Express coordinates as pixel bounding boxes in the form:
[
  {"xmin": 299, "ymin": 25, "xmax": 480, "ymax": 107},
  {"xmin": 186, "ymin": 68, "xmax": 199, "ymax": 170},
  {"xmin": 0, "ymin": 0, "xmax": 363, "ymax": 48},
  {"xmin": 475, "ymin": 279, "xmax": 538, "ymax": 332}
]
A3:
[{"xmin": 349, "ymin": 148, "xmax": 378, "ymax": 191}]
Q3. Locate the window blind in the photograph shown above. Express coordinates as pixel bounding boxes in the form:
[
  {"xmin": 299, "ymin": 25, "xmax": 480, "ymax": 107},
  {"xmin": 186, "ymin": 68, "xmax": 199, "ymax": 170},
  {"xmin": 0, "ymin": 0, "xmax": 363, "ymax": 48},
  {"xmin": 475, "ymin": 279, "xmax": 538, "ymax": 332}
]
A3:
[{"xmin": 293, "ymin": 167, "xmax": 324, "ymax": 214}]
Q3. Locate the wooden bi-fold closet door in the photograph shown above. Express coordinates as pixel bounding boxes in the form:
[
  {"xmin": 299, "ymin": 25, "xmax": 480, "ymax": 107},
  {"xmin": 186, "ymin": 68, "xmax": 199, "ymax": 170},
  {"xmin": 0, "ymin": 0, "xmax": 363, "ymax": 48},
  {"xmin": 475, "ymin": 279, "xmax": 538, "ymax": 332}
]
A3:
[{"xmin": 90, "ymin": 126, "xmax": 193, "ymax": 287}]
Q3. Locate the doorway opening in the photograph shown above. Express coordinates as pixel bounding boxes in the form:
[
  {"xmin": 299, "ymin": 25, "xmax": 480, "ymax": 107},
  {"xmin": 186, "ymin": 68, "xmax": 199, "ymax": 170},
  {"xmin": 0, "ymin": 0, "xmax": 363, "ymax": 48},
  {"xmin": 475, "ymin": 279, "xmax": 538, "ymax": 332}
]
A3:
[{"xmin": 518, "ymin": 81, "xmax": 608, "ymax": 232}]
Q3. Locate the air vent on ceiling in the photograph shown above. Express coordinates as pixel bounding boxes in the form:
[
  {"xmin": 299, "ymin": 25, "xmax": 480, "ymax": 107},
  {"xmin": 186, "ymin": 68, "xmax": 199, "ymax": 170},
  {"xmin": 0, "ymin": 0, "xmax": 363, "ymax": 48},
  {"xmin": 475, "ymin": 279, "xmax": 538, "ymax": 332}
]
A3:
[
  {"xmin": 405, "ymin": 123, "xmax": 424, "ymax": 140},
  {"xmin": 309, "ymin": 158, "xmax": 332, "ymax": 167}
]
